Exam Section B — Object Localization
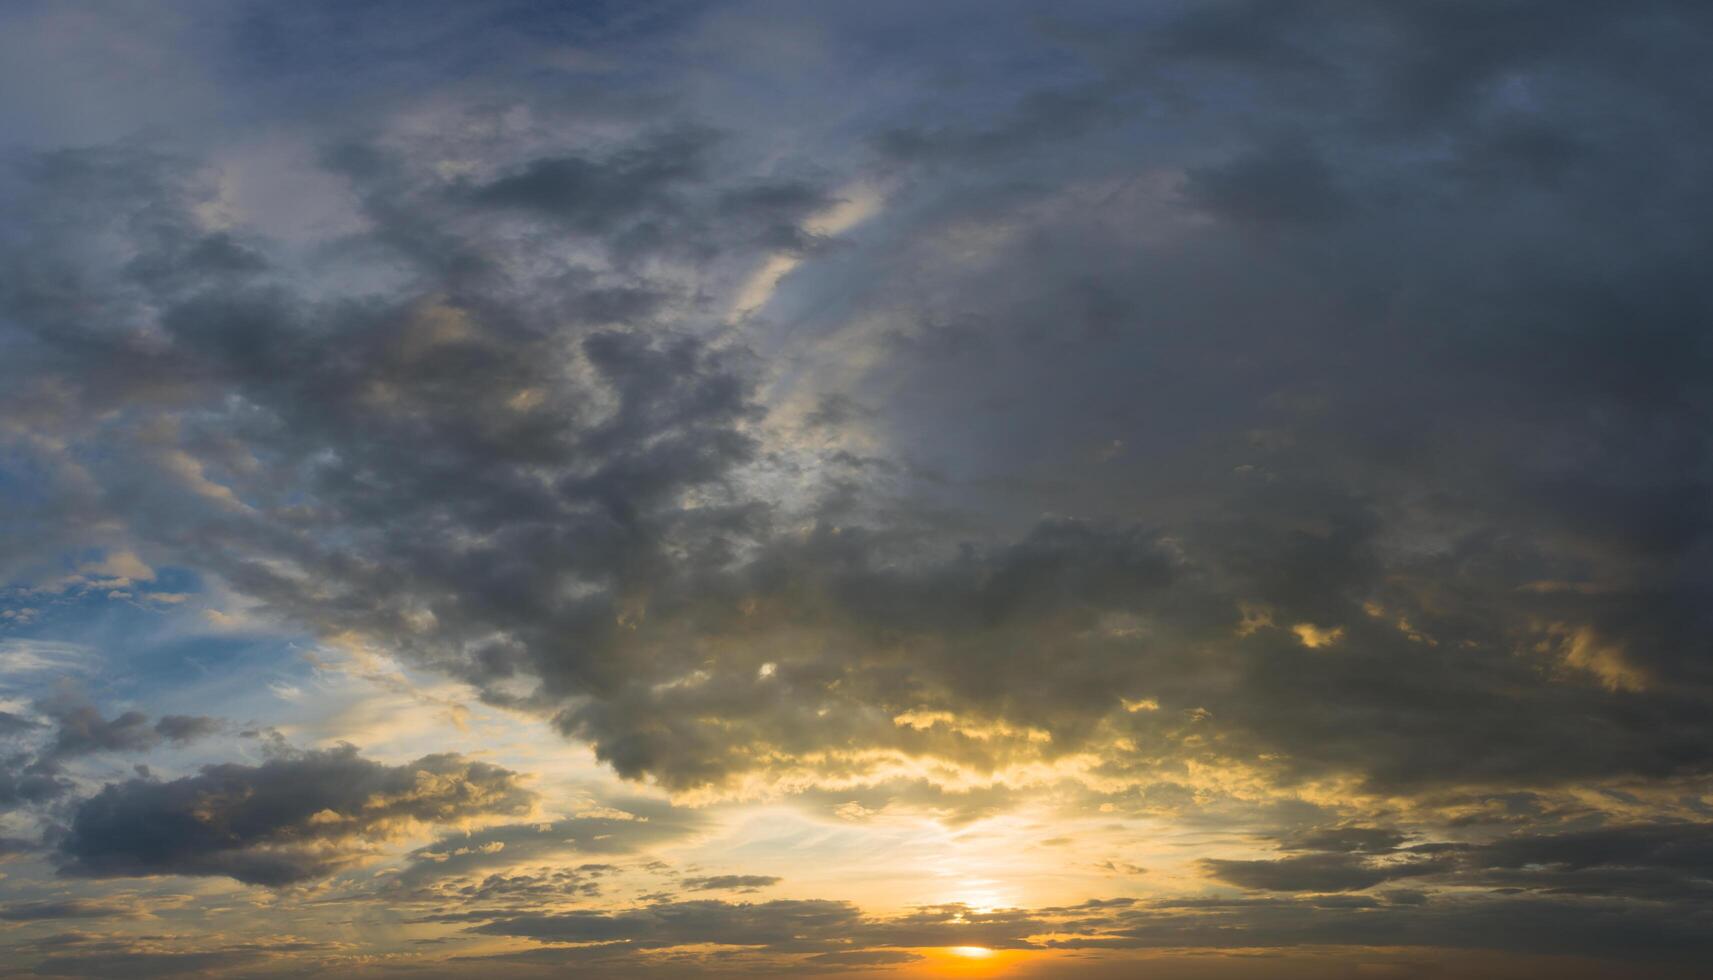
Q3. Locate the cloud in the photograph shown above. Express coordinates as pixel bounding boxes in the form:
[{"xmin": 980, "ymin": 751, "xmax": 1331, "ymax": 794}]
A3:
[
  {"xmin": 1205, "ymin": 821, "xmax": 1713, "ymax": 906},
  {"xmin": 38, "ymin": 696, "xmax": 158, "ymax": 759},
  {"xmin": 1182, "ymin": 138, "xmax": 1350, "ymax": 227},
  {"xmin": 468, "ymin": 898, "xmax": 1044, "ymax": 955},
  {"xmin": 0, "ymin": 752, "xmax": 71, "ymax": 811},
  {"xmin": 24, "ymin": 939, "xmax": 327, "ymax": 980},
  {"xmin": 4, "ymin": 0, "xmax": 1710, "ymax": 816},
  {"xmin": 56, "ymin": 745, "xmax": 534, "ymax": 885},
  {"xmin": 0, "ymin": 897, "xmax": 148, "ymax": 922},
  {"xmin": 472, "ymin": 898, "xmax": 862, "ymax": 949},
  {"xmin": 462, "ymin": 128, "xmax": 715, "ymax": 235},
  {"xmin": 681, "ymin": 874, "xmax": 781, "ymax": 892},
  {"xmin": 1202, "ymin": 852, "xmax": 1446, "ymax": 893},
  {"xmin": 0, "ymin": 690, "xmax": 228, "ymax": 815},
  {"xmin": 804, "ymin": 950, "xmax": 923, "ymax": 967},
  {"xmin": 456, "ymin": 881, "xmax": 1713, "ymax": 969},
  {"xmin": 1277, "ymin": 826, "xmax": 1410, "ymax": 854},
  {"xmin": 393, "ymin": 797, "xmax": 706, "ymax": 894},
  {"xmin": 151, "ymin": 715, "xmax": 222, "ymax": 744}
]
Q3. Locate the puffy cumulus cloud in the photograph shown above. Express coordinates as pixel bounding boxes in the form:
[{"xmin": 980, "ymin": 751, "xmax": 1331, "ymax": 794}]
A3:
[{"xmin": 55, "ymin": 745, "xmax": 534, "ymax": 885}]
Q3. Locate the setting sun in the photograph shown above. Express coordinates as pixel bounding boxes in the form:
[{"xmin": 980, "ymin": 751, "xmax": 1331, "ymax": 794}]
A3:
[{"xmin": 949, "ymin": 946, "xmax": 994, "ymax": 959}]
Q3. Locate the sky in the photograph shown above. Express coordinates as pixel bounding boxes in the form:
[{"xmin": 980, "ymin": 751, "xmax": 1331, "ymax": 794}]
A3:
[{"xmin": 0, "ymin": 1, "xmax": 1710, "ymax": 977}]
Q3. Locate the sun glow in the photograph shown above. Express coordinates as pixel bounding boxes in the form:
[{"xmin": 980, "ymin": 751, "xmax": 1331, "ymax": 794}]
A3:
[{"xmin": 949, "ymin": 946, "xmax": 994, "ymax": 958}]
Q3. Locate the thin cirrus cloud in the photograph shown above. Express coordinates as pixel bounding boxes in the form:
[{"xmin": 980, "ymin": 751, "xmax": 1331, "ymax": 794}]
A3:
[{"xmin": 0, "ymin": 0, "xmax": 1710, "ymax": 977}]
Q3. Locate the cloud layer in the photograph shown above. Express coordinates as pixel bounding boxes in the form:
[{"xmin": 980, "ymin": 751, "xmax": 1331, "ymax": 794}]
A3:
[{"xmin": 1, "ymin": 0, "xmax": 1710, "ymax": 976}]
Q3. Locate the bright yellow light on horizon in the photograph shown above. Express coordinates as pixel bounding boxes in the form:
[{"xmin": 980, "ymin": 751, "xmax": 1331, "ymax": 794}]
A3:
[{"xmin": 949, "ymin": 946, "xmax": 993, "ymax": 958}]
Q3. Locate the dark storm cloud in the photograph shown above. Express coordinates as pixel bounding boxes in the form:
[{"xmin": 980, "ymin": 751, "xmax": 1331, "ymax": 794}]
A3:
[
  {"xmin": 464, "ymin": 127, "xmax": 713, "ymax": 232},
  {"xmin": 1181, "ymin": 138, "xmax": 1349, "ymax": 227},
  {"xmin": 773, "ymin": 0, "xmax": 1713, "ymax": 799},
  {"xmin": 0, "ymin": 0, "xmax": 1710, "ymax": 876},
  {"xmin": 871, "ymin": 83, "xmax": 1129, "ymax": 166},
  {"xmin": 56, "ymin": 745, "xmax": 533, "ymax": 885}
]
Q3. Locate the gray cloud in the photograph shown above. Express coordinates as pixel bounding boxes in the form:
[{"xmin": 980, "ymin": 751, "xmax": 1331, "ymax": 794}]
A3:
[
  {"xmin": 30, "ymin": 691, "xmax": 222, "ymax": 763},
  {"xmin": 469, "ymin": 898, "xmax": 1045, "ymax": 955},
  {"xmin": 462, "ymin": 127, "xmax": 714, "ymax": 235},
  {"xmin": 0, "ymin": 897, "xmax": 146, "ymax": 922},
  {"xmin": 0, "ymin": 691, "xmax": 225, "ymax": 816},
  {"xmin": 1202, "ymin": 852, "xmax": 1447, "ymax": 893},
  {"xmin": 392, "ymin": 797, "xmax": 707, "ymax": 895},
  {"xmin": 0, "ymin": 760, "xmax": 68, "ymax": 812},
  {"xmin": 680, "ymin": 874, "xmax": 780, "ymax": 892},
  {"xmin": 151, "ymin": 715, "xmax": 221, "ymax": 744},
  {"xmin": 56, "ymin": 745, "xmax": 534, "ymax": 885},
  {"xmin": 1207, "ymin": 821, "xmax": 1713, "ymax": 906},
  {"xmin": 39, "ymin": 699, "xmax": 156, "ymax": 759}
]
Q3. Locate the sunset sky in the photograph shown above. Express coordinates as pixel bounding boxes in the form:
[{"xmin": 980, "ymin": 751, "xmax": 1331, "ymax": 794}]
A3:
[{"xmin": 2, "ymin": 2, "xmax": 1711, "ymax": 978}]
